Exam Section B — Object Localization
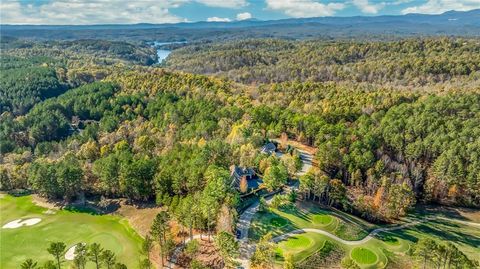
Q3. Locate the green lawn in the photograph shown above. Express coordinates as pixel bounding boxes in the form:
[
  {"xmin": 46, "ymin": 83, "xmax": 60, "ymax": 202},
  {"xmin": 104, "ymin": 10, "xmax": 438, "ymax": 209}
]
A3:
[
  {"xmin": 248, "ymin": 203, "xmax": 369, "ymax": 241},
  {"xmin": 384, "ymin": 217, "xmax": 480, "ymax": 263},
  {"xmin": 249, "ymin": 201, "xmax": 404, "ymax": 268},
  {"xmin": 0, "ymin": 194, "xmax": 143, "ymax": 268},
  {"xmin": 249, "ymin": 200, "xmax": 480, "ymax": 269},
  {"xmin": 351, "ymin": 247, "xmax": 378, "ymax": 265},
  {"xmin": 275, "ymin": 232, "xmax": 326, "ymax": 262}
]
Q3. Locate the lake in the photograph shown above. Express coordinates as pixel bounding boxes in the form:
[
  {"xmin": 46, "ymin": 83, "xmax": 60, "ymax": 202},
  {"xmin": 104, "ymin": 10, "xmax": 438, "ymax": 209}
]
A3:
[{"xmin": 153, "ymin": 41, "xmax": 187, "ymax": 63}]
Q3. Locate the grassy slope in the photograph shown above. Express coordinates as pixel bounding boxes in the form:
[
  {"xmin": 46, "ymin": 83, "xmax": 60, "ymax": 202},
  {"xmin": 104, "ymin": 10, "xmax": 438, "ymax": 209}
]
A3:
[
  {"xmin": 249, "ymin": 201, "xmax": 480, "ymax": 268},
  {"xmin": 249, "ymin": 203, "xmax": 370, "ymax": 241},
  {"xmin": 386, "ymin": 217, "xmax": 480, "ymax": 263},
  {"xmin": 0, "ymin": 194, "xmax": 143, "ymax": 268},
  {"xmin": 249, "ymin": 202, "xmax": 409, "ymax": 268},
  {"xmin": 275, "ymin": 232, "xmax": 326, "ymax": 262}
]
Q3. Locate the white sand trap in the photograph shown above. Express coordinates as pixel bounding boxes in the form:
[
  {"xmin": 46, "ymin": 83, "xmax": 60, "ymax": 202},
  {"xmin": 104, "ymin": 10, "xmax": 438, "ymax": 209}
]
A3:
[
  {"xmin": 65, "ymin": 245, "xmax": 78, "ymax": 260},
  {"xmin": 2, "ymin": 218, "xmax": 42, "ymax": 229},
  {"xmin": 65, "ymin": 243, "xmax": 85, "ymax": 260}
]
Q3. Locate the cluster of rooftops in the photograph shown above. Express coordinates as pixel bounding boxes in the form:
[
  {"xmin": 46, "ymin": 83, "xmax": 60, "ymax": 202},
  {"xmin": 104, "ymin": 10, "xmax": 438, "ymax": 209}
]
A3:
[{"xmin": 230, "ymin": 142, "xmax": 277, "ymax": 191}]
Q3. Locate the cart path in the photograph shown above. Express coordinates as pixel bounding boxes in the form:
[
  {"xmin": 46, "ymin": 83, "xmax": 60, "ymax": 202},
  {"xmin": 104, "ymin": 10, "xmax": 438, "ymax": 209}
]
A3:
[
  {"xmin": 236, "ymin": 147, "xmax": 313, "ymax": 268},
  {"xmin": 272, "ymin": 219, "xmax": 426, "ymax": 245}
]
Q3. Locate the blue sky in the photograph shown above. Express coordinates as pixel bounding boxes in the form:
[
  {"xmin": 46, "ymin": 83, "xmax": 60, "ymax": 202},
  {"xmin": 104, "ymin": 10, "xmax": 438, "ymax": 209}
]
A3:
[{"xmin": 1, "ymin": 0, "xmax": 479, "ymax": 24}]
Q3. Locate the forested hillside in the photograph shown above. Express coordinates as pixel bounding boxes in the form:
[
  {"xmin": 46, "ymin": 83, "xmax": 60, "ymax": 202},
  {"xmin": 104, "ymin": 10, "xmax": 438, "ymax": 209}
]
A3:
[
  {"xmin": 166, "ymin": 38, "xmax": 480, "ymax": 86},
  {"xmin": 1, "ymin": 37, "xmax": 479, "ymax": 226},
  {"xmin": 0, "ymin": 39, "xmax": 157, "ymax": 116},
  {"xmin": 0, "ymin": 39, "xmax": 480, "ymax": 220},
  {"xmin": 166, "ymin": 38, "xmax": 480, "ymax": 219}
]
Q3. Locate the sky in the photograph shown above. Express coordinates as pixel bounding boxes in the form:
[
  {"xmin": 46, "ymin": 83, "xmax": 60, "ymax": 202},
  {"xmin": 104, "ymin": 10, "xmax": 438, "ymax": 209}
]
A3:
[{"xmin": 1, "ymin": 0, "xmax": 479, "ymax": 25}]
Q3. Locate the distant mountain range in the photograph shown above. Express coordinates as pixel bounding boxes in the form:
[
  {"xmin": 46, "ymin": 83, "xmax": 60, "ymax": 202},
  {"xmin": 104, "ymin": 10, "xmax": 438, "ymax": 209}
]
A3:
[{"xmin": 1, "ymin": 9, "xmax": 479, "ymax": 41}]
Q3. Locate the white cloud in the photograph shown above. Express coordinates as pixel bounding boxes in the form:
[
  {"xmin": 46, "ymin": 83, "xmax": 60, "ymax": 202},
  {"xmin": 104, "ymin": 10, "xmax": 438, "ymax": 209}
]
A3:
[
  {"xmin": 402, "ymin": 0, "xmax": 480, "ymax": 14},
  {"xmin": 195, "ymin": 0, "xmax": 248, "ymax": 8},
  {"xmin": 207, "ymin": 16, "xmax": 232, "ymax": 22},
  {"xmin": 236, "ymin": 12, "xmax": 252, "ymax": 20},
  {"xmin": 0, "ymin": 0, "xmax": 188, "ymax": 25},
  {"xmin": 265, "ymin": 0, "xmax": 346, "ymax": 17},
  {"xmin": 352, "ymin": 0, "xmax": 386, "ymax": 14}
]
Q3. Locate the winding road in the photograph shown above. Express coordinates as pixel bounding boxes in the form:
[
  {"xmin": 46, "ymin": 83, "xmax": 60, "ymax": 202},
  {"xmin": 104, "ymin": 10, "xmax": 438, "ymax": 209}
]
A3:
[
  {"xmin": 168, "ymin": 143, "xmax": 480, "ymax": 268},
  {"xmin": 236, "ymin": 146, "xmax": 314, "ymax": 268},
  {"xmin": 272, "ymin": 219, "xmax": 426, "ymax": 245}
]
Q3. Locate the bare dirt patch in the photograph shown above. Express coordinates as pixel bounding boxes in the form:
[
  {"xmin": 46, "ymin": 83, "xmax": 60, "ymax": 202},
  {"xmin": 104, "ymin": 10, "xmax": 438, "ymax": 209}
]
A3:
[
  {"xmin": 176, "ymin": 239, "xmax": 222, "ymax": 269},
  {"xmin": 272, "ymin": 138, "xmax": 318, "ymax": 155},
  {"xmin": 32, "ymin": 195, "xmax": 63, "ymax": 210},
  {"xmin": 112, "ymin": 200, "xmax": 163, "ymax": 237}
]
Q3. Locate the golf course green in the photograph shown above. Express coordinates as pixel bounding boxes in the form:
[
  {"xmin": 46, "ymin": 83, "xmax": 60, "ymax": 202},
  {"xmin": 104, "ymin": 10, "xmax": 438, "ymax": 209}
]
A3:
[
  {"xmin": 351, "ymin": 247, "xmax": 378, "ymax": 265},
  {"xmin": 275, "ymin": 232, "xmax": 326, "ymax": 262},
  {"xmin": 249, "ymin": 203, "xmax": 370, "ymax": 241},
  {"xmin": 250, "ymin": 201, "xmax": 403, "ymax": 268},
  {"xmin": 0, "ymin": 194, "xmax": 143, "ymax": 268}
]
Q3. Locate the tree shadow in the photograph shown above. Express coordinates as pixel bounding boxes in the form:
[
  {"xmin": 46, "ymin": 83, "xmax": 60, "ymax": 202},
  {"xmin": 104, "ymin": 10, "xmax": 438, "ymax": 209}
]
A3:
[{"xmin": 412, "ymin": 204, "xmax": 478, "ymax": 222}]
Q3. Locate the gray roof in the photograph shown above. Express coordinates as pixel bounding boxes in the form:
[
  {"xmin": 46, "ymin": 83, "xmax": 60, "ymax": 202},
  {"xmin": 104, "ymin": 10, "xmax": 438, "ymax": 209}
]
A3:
[
  {"xmin": 261, "ymin": 142, "xmax": 276, "ymax": 154},
  {"xmin": 231, "ymin": 165, "xmax": 255, "ymax": 188}
]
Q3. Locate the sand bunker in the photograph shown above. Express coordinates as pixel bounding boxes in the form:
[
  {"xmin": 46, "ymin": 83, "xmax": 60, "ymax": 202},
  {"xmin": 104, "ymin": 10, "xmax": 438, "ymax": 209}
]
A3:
[
  {"xmin": 65, "ymin": 245, "xmax": 78, "ymax": 260},
  {"xmin": 65, "ymin": 243, "xmax": 85, "ymax": 260},
  {"xmin": 2, "ymin": 218, "xmax": 42, "ymax": 229}
]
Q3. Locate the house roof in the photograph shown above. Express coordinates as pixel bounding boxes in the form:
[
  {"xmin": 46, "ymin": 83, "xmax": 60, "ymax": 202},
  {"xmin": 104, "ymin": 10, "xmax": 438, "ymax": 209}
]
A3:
[
  {"xmin": 261, "ymin": 142, "xmax": 276, "ymax": 154},
  {"xmin": 230, "ymin": 165, "xmax": 255, "ymax": 188},
  {"xmin": 232, "ymin": 166, "xmax": 255, "ymax": 177}
]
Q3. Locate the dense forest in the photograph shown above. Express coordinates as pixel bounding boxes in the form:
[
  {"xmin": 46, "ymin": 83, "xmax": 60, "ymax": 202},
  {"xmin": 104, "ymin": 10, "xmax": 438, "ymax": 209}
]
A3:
[
  {"xmin": 0, "ymin": 39, "xmax": 157, "ymax": 115},
  {"xmin": 1, "ymin": 38, "xmax": 480, "ymax": 220},
  {"xmin": 1, "ymin": 37, "xmax": 479, "ymax": 268},
  {"xmin": 166, "ymin": 38, "xmax": 480, "ymax": 86}
]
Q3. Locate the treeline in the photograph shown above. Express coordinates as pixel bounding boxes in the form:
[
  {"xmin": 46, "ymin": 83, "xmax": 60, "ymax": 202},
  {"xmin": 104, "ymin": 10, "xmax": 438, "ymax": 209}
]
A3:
[
  {"xmin": 166, "ymin": 38, "xmax": 480, "ymax": 86},
  {"xmin": 413, "ymin": 238, "xmax": 479, "ymax": 269},
  {"xmin": 1, "ymin": 38, "xmax": 157, "ymax": 65},
  {"xmin": 242, "ymin": 81, "xmax": 480, "ymax": 220},
  {"xmin": 0, "ymin": 68, "xmax": 252, "ymax": 240},
  {"xmin": 0, "ymin": 38, "xmax": 158, "ymax": 117},
  {"xmin": 21, "ymin": 241, "xmax": 127, "ymax": 269},
  {"xmin": 2, "ymin": 38, "xmax": 480, "ymax": 227}
]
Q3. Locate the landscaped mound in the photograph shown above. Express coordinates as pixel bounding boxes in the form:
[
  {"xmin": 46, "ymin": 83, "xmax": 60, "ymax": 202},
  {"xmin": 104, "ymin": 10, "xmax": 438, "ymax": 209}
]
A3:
[{"xmin": 351, "ymin": 247, "xmax": 377, "ymax": 265}]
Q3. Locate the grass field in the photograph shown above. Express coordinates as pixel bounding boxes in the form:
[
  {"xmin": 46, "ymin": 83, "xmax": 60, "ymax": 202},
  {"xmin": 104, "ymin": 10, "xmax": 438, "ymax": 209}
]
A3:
[
  {"xmin": 0, "ymin": 194, "xmax": 143, "ymax": 268},
  {"xmin": 249, "ymin": 201, "xmax": 407, "ymax": 268},
  {"xmin": 275, "ymin": 232, "xmax": 326, "ymax": 262},
  {"xmin": 350, "ymin": 247, "xmax": 377, "ymax": 265},
  {"xmin": 386, "ymin": 216, "xmax": 480, "ymax": 263},
  {"xmin": 249, "ymin": 200, "xmax": 480, "ymax": 269},
  {"xmin": 248, "ymin": 202, "xmax": 370, "ymax": 241}
]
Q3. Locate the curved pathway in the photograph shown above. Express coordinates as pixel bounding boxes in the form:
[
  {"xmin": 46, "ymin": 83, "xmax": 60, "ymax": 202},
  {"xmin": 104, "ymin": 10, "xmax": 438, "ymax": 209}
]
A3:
[
  {"xmin": 236, "ymin": 196, "xmax": 275, "ymax": 268},
  {"xmin": 272, "ymin": 219, "xmax": 426, "ymax": 246},
  {"xmin": 236, "ymin": 144, "xmax": 314, "ymax": 268},
  {"xmin": 272, "ymin": 215, "xmax": 480, "ymax": 246},
  {"xmin": 236, "ymin": 147, "xmax": 314, "ymax": 268}
]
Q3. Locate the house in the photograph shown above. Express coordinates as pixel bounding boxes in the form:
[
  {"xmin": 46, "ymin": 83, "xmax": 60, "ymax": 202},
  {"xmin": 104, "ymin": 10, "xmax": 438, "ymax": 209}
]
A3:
[
  {"xmin": 260, "ymin": 142, "xmax": 277, "ymax": 155},
  {"xmin": 230, "ymin": 165, "xmax": 256, "ymax": 189}
]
